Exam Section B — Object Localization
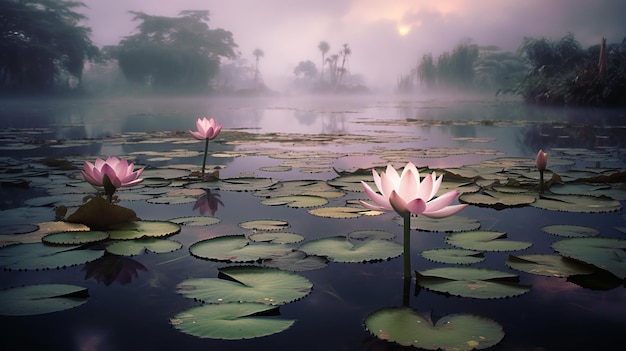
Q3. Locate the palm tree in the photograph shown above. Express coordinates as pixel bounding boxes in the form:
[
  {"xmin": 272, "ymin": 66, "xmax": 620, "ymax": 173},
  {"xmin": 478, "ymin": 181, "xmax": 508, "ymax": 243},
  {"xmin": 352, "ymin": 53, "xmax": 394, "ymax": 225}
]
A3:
[
  {"xmin": 318, "ymin": 41, "xmax": 330, "ymax": 82},
  {"xmin": 337, "ymin": 43, "xmax": 351, "ymax": 86},
  {"xmin": 252, "ymin": 48, "xmax": 264, "ymax": 87}
]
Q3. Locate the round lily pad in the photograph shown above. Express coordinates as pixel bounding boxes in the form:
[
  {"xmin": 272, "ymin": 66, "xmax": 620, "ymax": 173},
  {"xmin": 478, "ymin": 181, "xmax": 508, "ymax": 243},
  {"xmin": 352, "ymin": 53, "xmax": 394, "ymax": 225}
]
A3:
[
  {"xmin": 400, "ymin": 215, "xmax": 481, "ymax": 233},
  {"xmin": 106, "ymin": 238, "xmax": 183, "ymax": 256},
  {"xmin": 347, "ymin": 230, "xmax": 395, "ymax": 240},
  {"xmin": 261, "ymin": 195, "xmax": 328, "ymax": 208},
  {"xmin": 248, "ymin": 232, "xmax": 305, "ymax": 244},
  {"xmin": 505, "ymin": 254, "xmax": 595, "ymax": 277},
  {"xmin": 177, "ymin": 266, "xmax": 313, "ymax": 305},
  {"xmin": 171, "ymin": 303, "xmax": 295, "ymax": 340},
  {"xmin": 421, "ymin": 248, "xmax": 485, "ymax": 265},
  {"xmin": 42, "ymin": 230, "xmax": 109, "ymax": 245},
  {"xmin": 308, "ymin": 206, "xmax": 379, "ymax": 219},
  {"xmin": 541, "ymin": 224, "xmax": 600, "ymax": 238},
  {"xmin": 364, "ymin": 306, "xmax": 504, "ymax": 350},
  {"xmin": 262, "ymin": 250, "xmax": 329, "ymax": 271},
  {"xmin": 107, "ymin": 221, "xmax": 181, "ymax": 240},
  {"xmin": 0, "ymin": 243, "xmax": 104, "ymax": 271},
  {"xmin": 415, "ymin": 267, "xmax": 531, "ymax": 299},
  {"xmin": 459, "ymin": 190, "xmax": 537, "ymax": 209},
  {"xmin": 189, "ymin": 235, "xmax": 293, "ymax": 262},
  {"xmin": 445, "ymin": 231, "xmax": 532, "ymax": 252},
  {"xmin": 0, "ymin": 284, "xmax": 88, "ymax": 316},
  {"xmin": 552, "ymin": 237, "xmax": 626, "ymax": 279},
  {"xmin": 169, "ymin": 216, "xmax": 221, "ymax": 226},
  {"xmin": 298, "ymin": 236, "xmax": 403, "ymax": 263},
  {"xmin": 532, "ymin": 194, "xmax": 621, "ymax": 213},
  {"xmin": 239, "ymin": 220, "xmax": 289, "ymax": 231}
]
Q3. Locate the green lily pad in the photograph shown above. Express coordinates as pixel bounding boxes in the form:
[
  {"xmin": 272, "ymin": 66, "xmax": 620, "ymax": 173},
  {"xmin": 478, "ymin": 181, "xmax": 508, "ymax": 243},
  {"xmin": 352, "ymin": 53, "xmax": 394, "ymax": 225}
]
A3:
[
  {"xmin": 298, "ymin": 236, "xmax": 403, "ymax": 263},
  {"xmin": 239, "ymin": 220, "xmax": 289, "ymax": 231},
  {"xmin": 171, "ymin": 303, "xmax": 294, "ymax": 339},
  {"xmin": 188, "ymin": 177, "xmax": 278, "ymax": 192},
  {"xmin": 189, "ymin": 235, "xmax": 293, "ymax": 262},
  {"xmin": 262, "ymin": 250, "xmax": 329, "ymax": 271},
  {"xmin": 541, "ymin": 224, "xmax": 600, "ymax": 237},
  {"xmin": 248, "ymin": 232, "xmax": 305, "ymax": 244},
  {"xmin": 261, "ymin": 195, "xmax": 328, "ymax": 208},
  {"xmin": 364, "ymin": 306, "xmax": 504, "ymax": 350},
  {"xmin": 0, "ymin": 284, "xmax": 88, "ymax": 316},
  {"xmin": 107, "ymin": 221, "xmax": 181, "ymax": 240},
  {"xmin": 532, "ymin": 194, "xmax": 621, "ymax": 213},
  {"xmin": 505, "ymin": 254, "xmax": 595, "ymax": 277},
  {"xmin": 169, "ymin": 216, "xmax": 222, "ymax": 226},
  {"xmin": 308, "ymin": 206, "xmax": 381, "ymax": 219},
  {"xmin": 552, "ymin": 237, "xmax": 626, "ymax": 279},
  {"xmin": 445, "ymin": 231, "xmax": 532, "ymax": 252},
  {"xmin": 347, "ymin": 230, "xmax": 395, "ymax": 240},
  {"xmin": 42, "ymin": 230, "xmax": 109, "ymax": 245},
  {"xmin": 106, "ymin": 238, "xmax": 183, "ymax": 256},
  {"xmin": 0, "ymin": 243, "xmax": 104, "ymax": 270},
  {"xmin": 177, "ymin": 266, "xmax": 312, "ymax": 305},
  {"xmin": 254, "ymin": 179, "xmax": 344, "ymax": 199},
  {"xmin": 416, "ymin": 267, "xmax": 531, "ymax": 299},
  {"xmin": 421, "ymin": 248, "xmax": 485, "ymax": 264},
  {"xmin": 459, "ymin": 190, "xmax": 537, "ymax": 209},
  {"xmin": 400, "ymin": 215, "xmax": 481, "ymax": 233}
]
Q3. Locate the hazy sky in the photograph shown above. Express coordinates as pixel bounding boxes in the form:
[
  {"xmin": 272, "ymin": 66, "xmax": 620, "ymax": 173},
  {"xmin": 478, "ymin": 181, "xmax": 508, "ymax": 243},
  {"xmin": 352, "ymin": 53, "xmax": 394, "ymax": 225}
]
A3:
[{"xmin": 79, "ymin": 0, "xmax": 626, "ymax": 91}]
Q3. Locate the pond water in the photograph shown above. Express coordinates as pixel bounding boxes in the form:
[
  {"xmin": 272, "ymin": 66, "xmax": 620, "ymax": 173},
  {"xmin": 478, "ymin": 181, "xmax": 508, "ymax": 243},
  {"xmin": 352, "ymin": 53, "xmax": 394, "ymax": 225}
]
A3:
[{"xmin": 0, "ymin": 95, "xmax": 625, "ymax": 351}]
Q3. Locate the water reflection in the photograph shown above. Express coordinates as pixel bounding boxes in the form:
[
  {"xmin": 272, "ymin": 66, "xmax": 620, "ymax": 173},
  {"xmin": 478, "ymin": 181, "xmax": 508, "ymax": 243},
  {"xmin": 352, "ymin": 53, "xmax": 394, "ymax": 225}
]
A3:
[
  {"xmin": 83, "ymin": 254, "xmax": 148, "ymax": 286},
  {"xmin": 192, "ymin": 189, "xmax": 224, "ymax": 216}
]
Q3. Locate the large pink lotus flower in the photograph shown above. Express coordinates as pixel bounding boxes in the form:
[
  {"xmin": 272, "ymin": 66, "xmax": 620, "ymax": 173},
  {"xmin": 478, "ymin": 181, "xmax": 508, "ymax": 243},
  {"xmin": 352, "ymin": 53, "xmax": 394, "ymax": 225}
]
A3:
[
  {"xmin": 360, "ymin": 162, "xmax": 467, "ymax": 218},
  {"xmin": 189, "ymin": 117, "xmax": 222, "ymax": 140},
  {"xmin": 81, "ymin": 157, "xmax": 144, "ymax": 189}
]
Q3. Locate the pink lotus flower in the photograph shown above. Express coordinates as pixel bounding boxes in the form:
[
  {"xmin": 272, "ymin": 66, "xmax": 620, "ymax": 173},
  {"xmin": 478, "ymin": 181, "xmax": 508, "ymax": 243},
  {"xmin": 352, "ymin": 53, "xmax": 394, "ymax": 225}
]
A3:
[
  {"xmin": 536, "ymin": 149, "xmax": 548, "ymax": 171},
  {"xmin": 81, "ymin": 157, "xmax": 144, "ymax": 190},
  {"xmin": 360, "ymin": 162, "xmax": 467, "ymax": 218},
  {"xmin": 189, "ymin": 117, "xmax": 222, "ymax": 140}
]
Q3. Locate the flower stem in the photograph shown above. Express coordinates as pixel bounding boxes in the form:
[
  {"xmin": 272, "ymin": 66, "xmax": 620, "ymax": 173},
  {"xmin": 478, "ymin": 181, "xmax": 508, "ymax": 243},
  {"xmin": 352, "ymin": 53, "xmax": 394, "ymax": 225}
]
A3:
[
  {"xmin": 403, "ymin": 215, "xmax": 411, "ymax": 281},
  {"xmin": 539, "ymin": 170, "xmax": 544, "ymax": 193},
  {"xmin": 201, "ymin": 138, "xmax": 209, "ymax": 177}
]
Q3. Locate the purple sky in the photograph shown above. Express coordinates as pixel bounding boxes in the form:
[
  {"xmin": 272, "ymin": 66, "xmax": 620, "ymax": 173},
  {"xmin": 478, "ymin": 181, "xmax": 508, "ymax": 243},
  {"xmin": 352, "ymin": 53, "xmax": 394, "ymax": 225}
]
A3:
[{"xmin": 79, "ymin": 0, "xmax": 626, "ymax": 90}]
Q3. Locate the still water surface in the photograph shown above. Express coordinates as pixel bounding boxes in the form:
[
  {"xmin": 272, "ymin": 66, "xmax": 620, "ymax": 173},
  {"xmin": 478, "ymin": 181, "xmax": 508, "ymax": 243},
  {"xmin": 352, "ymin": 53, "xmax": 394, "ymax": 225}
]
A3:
[{"xmin": 0, "ymin": 95, "xmax": 625, "ymax": 351}]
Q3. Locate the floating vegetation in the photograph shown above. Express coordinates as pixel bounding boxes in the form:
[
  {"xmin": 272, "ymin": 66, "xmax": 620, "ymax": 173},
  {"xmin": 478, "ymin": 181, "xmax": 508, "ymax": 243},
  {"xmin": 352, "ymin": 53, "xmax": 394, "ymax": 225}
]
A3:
[
  {"xmin": 445, "ymin": 231, "xmax": 532, "ymax": 252},
  {"xmin": 298, "ymin": 236, "xmax": 403, "ymax": 263},
  {"xmin": 415, "ymin": 267, "xmax": 531, "ymax": 299},
  {"xmin": 421, "ymin": 248, "xmax": 485, "ymax": 265},
  {"xmin": 364, "ymin": 307, "xmax": 505, "ymax": 350},
  {"xmin": 0, "ymin": 284, "xmax": 89, "ymax": 316},
  {"xmin": 189, "ymin": 235, "xmax": 293, "ymax": 262}
]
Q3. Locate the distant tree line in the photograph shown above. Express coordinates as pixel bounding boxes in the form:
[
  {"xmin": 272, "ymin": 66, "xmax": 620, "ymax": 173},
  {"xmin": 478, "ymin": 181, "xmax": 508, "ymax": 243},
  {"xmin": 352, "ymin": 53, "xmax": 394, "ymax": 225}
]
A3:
[
  {"xmin": 400, "ymin": 33, "xmax": 626, "ymax": 106},
  {"xmin": 0, "ymin": 0, "xmax": 98, "ymax": 94}
]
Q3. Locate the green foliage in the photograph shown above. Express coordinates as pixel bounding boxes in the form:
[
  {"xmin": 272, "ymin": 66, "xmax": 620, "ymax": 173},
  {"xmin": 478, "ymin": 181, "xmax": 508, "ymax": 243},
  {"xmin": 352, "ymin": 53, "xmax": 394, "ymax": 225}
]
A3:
[
  {"xmin": 515, "ymin": 33, "xmax": 626, "ymax": 105},
  {"xmin": 117, "ymin": 10, "xmax": 238, "ymax": 92},
  {"xmin": 0, "ymin": 0, "xmax": 98, "ymax": 94}
]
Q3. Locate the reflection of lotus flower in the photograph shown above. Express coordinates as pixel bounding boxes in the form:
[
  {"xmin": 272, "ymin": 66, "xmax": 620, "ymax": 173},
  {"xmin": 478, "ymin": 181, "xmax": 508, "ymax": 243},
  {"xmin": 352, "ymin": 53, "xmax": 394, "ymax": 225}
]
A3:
[
  {"xmin": 189, "ymin": 117, "xmax": 222, "ymax": 177},
  {"xmin": 360, "ymin": 162, "xmax": 467, "ymax": 281},
  {"xmin": 83, "ymin": 255, "xmax": 148, "ymax": 286},
  {"xmin": 360, "ymin": 162, "xmax": 467, "ymax": 219},
  {"xmin": 193, "ymin": 189, "xmax": 224, "ymax": 216},
  {"xmin": 81, "ymin": 157, "xmax": 144, "ymax": 202}
]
